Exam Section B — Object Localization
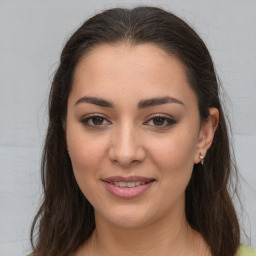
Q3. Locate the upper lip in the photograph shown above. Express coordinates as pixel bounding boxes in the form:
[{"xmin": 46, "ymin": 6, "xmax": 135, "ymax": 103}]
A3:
[{"xmin": 102, "ymin": 176, "xmax": 155, "ymax": 183}]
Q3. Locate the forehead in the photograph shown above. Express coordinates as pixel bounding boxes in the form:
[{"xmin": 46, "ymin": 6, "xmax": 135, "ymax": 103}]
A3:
[
  {"xmin": 71, "ymin": 43, "xmax": 197, "ymax": 109},
  {"xmin": 74, "ymin": 43, "xmax": 187, "ymax": 84}
]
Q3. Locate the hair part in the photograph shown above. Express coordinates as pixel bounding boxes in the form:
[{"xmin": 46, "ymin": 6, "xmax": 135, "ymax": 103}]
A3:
[{"xmin": 31, "ymin": 6, "xmax": 240, "ymax": 256}]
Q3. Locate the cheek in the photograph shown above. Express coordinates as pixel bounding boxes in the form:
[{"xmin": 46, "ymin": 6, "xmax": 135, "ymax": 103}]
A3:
[
  {"xmin": 66, "ymin": 130, "xmax": 109, "ymax": 199},
  {"xmin": 149, "ymin": 131, "xmax": 197, "ymax": 171},
  {"xmin": 149, "ymin": 133, "xmax": 197, "ymax": 201},
  {"xmin": 67, "ymin": 127, "xmax": 107, "ymax": 171},
  {"xmin": 68, "ymin": 135, "xmax": 108, "ymax": 203},
  {"xmin": 70, "ymin": 143, "xmax": 102, "ymax": 171}
]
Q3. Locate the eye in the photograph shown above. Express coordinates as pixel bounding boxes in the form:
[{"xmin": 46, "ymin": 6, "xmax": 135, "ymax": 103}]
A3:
[
  {"xmin": 145, "ymin": 115, "xmax": 176, "ymax": 128},
  {"xmin": 81, "ymin": 115, "xmax": 111, "ymax": 127}
]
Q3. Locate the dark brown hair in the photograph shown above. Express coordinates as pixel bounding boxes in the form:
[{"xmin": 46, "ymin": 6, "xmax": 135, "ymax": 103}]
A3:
[{"xmin": 30, "ymin": 6, "xmax": 240, "ymax": 256}]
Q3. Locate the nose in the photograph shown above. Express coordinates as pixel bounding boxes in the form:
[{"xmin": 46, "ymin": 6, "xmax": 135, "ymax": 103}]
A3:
[{"xmin": 108, "ymin": 123, "xmax": 146, "ymax": 167}]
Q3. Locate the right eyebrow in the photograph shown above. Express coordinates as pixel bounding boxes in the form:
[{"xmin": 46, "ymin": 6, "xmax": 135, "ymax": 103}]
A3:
[
  {"xmin": 74, "ymin": 96, "xmax": 114, "ymax": 108},
  {"xmin": 138, "ymin": 96, "xmax": 184, "ymax": 109}
]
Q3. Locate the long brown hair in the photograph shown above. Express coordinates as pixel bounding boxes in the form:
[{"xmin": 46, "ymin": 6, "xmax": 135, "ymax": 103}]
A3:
[{"xmin": 31, "ymin": 6, "xmax": 240, "ymax": 256}]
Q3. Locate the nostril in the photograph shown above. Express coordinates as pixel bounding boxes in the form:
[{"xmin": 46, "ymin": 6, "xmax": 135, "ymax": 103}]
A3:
[
  {"xmin": 108, "ymin": 148, "xmax": 146, "ymax": 167},
  {"xmin": 108, "ymin": 130, "xmax": 146, "ymax": 166}
]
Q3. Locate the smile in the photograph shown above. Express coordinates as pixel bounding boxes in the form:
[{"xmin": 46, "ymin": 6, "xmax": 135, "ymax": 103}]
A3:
[
  {"xmin": 109, "ymin": 181, "xmax": 146, "ymax": 187},
  {"xmin": 102, "ymin": 176, "xmax": 155, "ymax": 199}
]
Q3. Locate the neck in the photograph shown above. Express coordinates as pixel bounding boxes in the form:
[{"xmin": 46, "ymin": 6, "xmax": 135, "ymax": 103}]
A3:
[
  {"xmin": 95, "ymin": 216, "xmax": 191, "ymax": 256},
  {"xmin": 80, "ymin": 205, "xmax": 209, "ymax": 256}
]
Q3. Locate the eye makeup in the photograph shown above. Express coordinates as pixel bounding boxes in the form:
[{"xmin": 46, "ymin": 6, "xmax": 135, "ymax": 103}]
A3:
[{"xmin": 80, "ymin": 113, "xmax": 177, "ymax": 130}]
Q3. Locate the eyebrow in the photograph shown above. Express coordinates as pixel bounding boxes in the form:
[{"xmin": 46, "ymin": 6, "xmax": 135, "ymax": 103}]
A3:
[
  {"xmin": 138, "ymin": 96, "xmax": 184, "ymax": 109},
  {"xmin": 75, "ymin": 96, "xmax": 184, "ymax": 108},
  {"xmin": 75, "ymin": 96, "xmax": 114, "ymax": 107}
]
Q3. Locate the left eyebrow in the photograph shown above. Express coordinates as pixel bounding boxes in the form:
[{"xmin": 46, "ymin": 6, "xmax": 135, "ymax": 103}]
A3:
[
  {"xmin": 75, "ymin": 96, "xmax": 114, "ymax": 108},
  {"xmin": 138, "ymin": 96, "xmax": 184, "ymax": 109}
]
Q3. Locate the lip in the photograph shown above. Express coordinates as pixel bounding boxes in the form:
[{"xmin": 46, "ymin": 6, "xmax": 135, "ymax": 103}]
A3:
[
  {"xmin": 103, "ymin": 176, "xmax": 154, "ymax": 183},
  {"xmin": 102, "ymin": 176, "xmax": 155, "ymax": 199}
]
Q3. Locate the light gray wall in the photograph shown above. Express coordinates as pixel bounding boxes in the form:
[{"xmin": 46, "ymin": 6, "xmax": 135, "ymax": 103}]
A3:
[{"xmin": 0, "ymin": 1, "xmax": 255, "ymax": 255}]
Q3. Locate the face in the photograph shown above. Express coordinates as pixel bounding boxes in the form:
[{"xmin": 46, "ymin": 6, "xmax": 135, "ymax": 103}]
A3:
[{"xmin": 66, "ymin": 43, "xmax": 212, "ymax": 228}]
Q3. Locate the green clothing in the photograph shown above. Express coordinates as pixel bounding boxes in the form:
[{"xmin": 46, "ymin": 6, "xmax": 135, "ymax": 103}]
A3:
[{"xmin": 237, "ymin": 245, "xmax": 256, "ymax": 255}]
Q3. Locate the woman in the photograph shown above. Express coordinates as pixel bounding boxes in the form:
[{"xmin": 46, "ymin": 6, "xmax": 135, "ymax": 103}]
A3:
[{"xmin": 30, "ymin": 6, "xmax": 255, "ymax": 256}]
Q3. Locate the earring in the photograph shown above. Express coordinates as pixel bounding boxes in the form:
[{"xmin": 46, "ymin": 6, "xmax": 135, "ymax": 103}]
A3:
[{"xmin": 199, "ymin": 152, "xmax": 204, "ymax": 165}]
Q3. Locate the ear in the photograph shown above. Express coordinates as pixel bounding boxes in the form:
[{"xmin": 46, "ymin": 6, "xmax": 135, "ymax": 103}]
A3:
[{"xmin": 194, "ymin": 108, "xmax": 219, "ymax": 164}]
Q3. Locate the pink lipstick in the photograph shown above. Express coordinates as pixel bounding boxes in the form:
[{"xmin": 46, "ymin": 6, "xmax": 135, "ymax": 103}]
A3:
[{"xmin": 102, "ymin": 176, "xmax": 155, "ymax": 199}]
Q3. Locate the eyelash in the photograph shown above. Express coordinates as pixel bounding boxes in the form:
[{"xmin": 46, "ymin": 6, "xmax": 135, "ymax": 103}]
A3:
[
  {"xmin": 80, "ymin": 114, "xmax": 176, "ymax": 128},
  {"xmin": 81, "ymin": 114, "xmax": 111, "ymax": 128},
  {"xmin": 144, "ymin": 114, "xmax": 176, "ymax": 128}
]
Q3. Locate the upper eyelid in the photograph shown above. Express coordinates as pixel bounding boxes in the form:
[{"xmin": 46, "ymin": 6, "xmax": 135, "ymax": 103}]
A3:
[
  {"xmin": 80, "ymin": 114, "xmax": 111, "ymax": 126},
  {"xmin": 147, "ymin": 116, "xmax": 174, "ymax": 121},
  {"xmin": 80, "ymin": 113, "xmax": 176, "ymax": 125},
  {"xmin": 81, "ymin": 113, "xmax": 110, "ymax": 120},
  {"xmin": 144, "ymin": 116, "xmax": 175, "ymax": 124},
  {"xmin": 144, "ymin": 113, "xmax": 175, "ymax": 122}
]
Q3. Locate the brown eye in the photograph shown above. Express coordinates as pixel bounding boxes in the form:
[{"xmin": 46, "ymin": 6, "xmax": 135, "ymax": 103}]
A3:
[
  {"xmin": 81, "ymin": 115, "xmax": 111, "ymax": 127},
  {"xmin": 91, "ymin": 116, "xmax": 104, "ymax": 125},
  {"xmin": 145, "ymin": 115, "xmax": 176, "ymax": 128},
  {"xmin": 152, "ymin": 117, "xmax": 165, "ymax": 126}
]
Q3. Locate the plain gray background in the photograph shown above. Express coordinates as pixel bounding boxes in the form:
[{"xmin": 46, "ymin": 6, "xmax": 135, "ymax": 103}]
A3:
[{"xmin": 0, "ymin": 0, "xmax": 255, "ymax": 255}]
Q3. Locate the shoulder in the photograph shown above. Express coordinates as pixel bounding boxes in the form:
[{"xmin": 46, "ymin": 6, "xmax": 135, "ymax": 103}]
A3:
[{"xmin": 237, "ymin": 245, "xmax": 256, "ymax": 256}]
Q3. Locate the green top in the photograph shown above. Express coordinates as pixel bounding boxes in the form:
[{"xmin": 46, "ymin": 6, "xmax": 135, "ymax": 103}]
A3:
[
  {"xmin": 237, "ymin": 245, "xmax": 256, "ymax": 256},
  {"xmin": 26, "ymin": 245, "xmax": 256, "ymax": 256}
]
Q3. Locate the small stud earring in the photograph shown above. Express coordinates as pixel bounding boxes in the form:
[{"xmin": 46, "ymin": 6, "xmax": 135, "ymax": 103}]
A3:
[{"xmin": 199, "ymin": 152, "xmax": 204, "ymax": 165}]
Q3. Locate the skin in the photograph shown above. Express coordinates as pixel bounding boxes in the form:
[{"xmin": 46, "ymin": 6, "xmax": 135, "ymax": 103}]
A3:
[{"xmin": 65, "ymin": 43, "xmax": 219, "ymax": 256}]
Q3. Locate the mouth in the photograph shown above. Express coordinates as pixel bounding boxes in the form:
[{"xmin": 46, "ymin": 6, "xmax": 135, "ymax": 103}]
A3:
[
  {"xmin": 107, "ymin": 181, "xmax": 150, "ymax": 188},
  {"xmin": 102, "ymin": 176, "xmax": 156, "ymax": 199}
]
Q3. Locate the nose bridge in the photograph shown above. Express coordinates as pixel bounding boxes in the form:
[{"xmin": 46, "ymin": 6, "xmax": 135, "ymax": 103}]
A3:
[{"xmin": 109, "ymin": 120, "xmax": 145, "ymax": 166}]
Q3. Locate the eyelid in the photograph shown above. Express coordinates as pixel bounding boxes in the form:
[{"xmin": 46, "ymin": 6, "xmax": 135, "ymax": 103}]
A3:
[
  {"xmin": 80, "ymin": 113, "xmax": 112, "ymax": 127},
  {"xmin": 145, "ymin": 113, "xmax": 175, "ymax": 121},
  {"xmin": 144, "ymin": 114, "xmax": 176, "ymax": 127},
  {"xmin": 80, "ymin": 113, "xmax": 176, "ymax": 128}
]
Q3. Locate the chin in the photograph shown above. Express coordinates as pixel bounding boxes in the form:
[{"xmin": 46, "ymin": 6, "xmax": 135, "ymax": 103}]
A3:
[
  {"xmin": 109, "ymin": 217, "xmax": 152, "ymax": 229},
  {"xmin": 96, "ymin": 206, "xmax": 156, "ymax": 229}
]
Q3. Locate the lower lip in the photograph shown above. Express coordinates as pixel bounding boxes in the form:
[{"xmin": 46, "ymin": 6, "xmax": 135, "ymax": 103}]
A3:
[{"xmin": 103, "ymin": 181, "xmax": 154, "ymax": 199}]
